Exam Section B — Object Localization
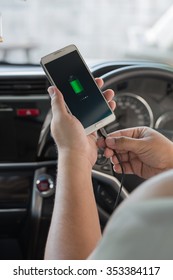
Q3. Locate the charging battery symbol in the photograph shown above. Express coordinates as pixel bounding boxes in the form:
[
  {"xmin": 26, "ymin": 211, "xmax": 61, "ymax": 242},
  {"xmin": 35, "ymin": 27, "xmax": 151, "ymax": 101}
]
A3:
[{"xmin": 69, "ymin": 76, "xmax": 84, "ymax": 95}]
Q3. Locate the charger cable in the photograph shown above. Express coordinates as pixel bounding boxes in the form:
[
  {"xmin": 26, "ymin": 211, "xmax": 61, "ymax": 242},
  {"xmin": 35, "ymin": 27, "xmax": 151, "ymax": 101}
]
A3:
[{"xmin": 99, "ymin": 128, "xmax": 125, "ymax": 209}]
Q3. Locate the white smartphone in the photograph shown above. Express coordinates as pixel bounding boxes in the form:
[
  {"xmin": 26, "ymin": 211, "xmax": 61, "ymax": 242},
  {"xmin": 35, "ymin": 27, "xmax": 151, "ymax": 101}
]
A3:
[{"xmin": 40, "ymin": 44, "xmax": 115, "ymax": 135}]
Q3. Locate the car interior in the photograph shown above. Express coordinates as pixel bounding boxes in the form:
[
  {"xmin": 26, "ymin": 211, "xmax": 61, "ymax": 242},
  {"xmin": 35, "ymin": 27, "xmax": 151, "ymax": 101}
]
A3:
[{"xmin": 0, "ymin": 0, "xmax": 173, "ymax": 260}]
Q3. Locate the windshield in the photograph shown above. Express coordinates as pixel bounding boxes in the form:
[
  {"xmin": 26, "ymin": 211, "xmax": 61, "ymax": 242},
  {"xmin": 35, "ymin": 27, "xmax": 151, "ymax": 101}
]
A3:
[{"xmin": 1, "ymin": 0, "xmax": 173, "ymax": 65}]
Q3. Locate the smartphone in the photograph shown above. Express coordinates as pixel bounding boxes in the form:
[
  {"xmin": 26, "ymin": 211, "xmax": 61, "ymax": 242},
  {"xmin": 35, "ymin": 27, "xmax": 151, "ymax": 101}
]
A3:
[{"xmin": 40, "ymin": 44, "xmax": 115, "ymax": 135}]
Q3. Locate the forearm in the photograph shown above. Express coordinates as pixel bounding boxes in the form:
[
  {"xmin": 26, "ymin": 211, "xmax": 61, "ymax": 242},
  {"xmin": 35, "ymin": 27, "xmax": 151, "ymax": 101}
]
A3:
[{"xmin": 44, "ymin": 152, "xmax": 101, "ymax": 260}]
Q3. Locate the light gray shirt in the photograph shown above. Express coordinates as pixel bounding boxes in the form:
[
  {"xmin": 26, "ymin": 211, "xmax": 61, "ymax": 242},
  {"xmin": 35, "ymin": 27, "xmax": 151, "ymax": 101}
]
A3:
[{"xmin": 89, "ymin": 198, "xmax": 173, "ymax": 259}]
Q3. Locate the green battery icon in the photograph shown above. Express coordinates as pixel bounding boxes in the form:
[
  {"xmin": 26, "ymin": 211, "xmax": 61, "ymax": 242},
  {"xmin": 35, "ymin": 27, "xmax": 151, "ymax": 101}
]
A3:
[{"xmin": 69, "ymin": 76, "xmax": 84, "ymax": 95}]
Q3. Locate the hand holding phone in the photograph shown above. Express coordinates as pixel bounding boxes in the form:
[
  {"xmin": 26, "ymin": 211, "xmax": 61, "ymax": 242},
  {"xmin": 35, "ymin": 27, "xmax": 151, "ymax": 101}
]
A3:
[{"xmin": 40, "ymin": 44, "xmax": 115, "ymax": 135}]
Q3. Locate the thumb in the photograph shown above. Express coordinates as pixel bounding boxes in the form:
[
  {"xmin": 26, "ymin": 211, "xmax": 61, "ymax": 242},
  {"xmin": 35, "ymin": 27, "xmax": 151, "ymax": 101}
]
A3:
[
  {"xmin": 48, "ymin": 86, "xmax": 67, "ymax": 119},
  {"xmin": 106, "ymin": 136, "xmax": 141, "ymax": 153}
]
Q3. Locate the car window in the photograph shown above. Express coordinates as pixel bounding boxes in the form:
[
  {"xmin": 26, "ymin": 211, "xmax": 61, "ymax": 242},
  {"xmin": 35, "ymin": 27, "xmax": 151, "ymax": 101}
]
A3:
[{"xmin": 0, "ymin": 0, "xmax": 173, "ymax": 64}]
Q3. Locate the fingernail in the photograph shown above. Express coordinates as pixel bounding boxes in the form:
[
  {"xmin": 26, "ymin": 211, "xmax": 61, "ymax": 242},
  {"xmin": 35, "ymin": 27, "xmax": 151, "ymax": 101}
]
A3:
[
  {"xmin": 48, "ymin": 86, "xmax": 56, "ymax": 99},
  {"xmin": 113, "ymin": 165, "xmax": 117, "ymax": 172}
]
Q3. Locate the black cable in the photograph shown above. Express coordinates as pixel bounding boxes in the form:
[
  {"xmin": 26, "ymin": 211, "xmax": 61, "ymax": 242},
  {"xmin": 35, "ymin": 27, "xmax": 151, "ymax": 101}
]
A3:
[
  {"xmin": 99, "ymin": 128, "xmax": 125, "ymax": 209},
  {"xmin": 112, "ymin": 150, "xmax": 125, "ymax": 209}
]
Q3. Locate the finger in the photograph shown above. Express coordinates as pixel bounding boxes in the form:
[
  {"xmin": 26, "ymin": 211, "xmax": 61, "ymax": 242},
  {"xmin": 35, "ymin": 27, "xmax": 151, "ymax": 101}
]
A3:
[
  {"xmin": 105, "ymin": 150, "xmax": 132, "ymax": 163},
  {"xmin": 48, "ymin": 86, "xmax": 67, "ymax": 119},
  {"xmin": 103, "ymin": 89, "xmax": 116, "ymax": 110},
  {"xmin": 110, "ymin": 153, "xmax": 129, "ymax": 166},
  {"xmin": 104, "ymin": 147, "xmax": 114, "ymax": 158},
  {"xmin": 103, "ymin": 89, "xmax": 115, "ymax": 102},
  {"xmin": 97, "ymin": 137, "xmax": 106, "ymax": 149},
  {"xmin": 108, "ymin": 100, "xmax": 116, "ymax": 111},
  {"xmin": 113, "ymin": 162, "xmax": 134, "ymax": 174},
  {"xmin": 95, "ymin": 79, "xmax": 116, "ymax": 110},
  {"xmin": 112, "ymin": 155, "xmax": 137, "ymax": 174},
  {"xmin": 108, "ymin": 127, "xmax": 143, "ymax": 138},
  {"xmin": 111, "ymin": 152, "xmax": 136, "ymax": 164},
  {"xmin": 106, "ymin": 136, "xmax": 141, "ymax": 154},
  {"xmin": 95, "ymin": 78, "xmax": 104, "ymax": 88}
]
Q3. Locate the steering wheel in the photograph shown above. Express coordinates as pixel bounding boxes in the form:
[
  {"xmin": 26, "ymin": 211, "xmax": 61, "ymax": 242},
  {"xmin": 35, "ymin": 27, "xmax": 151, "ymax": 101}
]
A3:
[{"xmin": 101, "ymin": 64, "xmax": 173, "ymax": 88}]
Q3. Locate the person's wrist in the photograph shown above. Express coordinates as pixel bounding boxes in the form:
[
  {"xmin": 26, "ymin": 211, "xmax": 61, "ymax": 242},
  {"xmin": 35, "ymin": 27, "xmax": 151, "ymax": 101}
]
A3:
[{"xmin": 58, "ymin": 150, "xmax": 93, "ymax": 171}]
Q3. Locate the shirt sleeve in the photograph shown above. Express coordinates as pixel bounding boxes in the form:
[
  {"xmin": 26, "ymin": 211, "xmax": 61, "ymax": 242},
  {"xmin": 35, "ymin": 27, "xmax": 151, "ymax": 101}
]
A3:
[{"xmin": 88, "ymin": 198, "xmax": 173, "ymax": 259}]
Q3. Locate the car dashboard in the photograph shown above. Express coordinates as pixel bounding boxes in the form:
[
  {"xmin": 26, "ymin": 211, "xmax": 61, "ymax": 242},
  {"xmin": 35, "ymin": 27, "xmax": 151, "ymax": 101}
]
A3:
[{"xmin": 0, "ymin": 61, "xmax": 173, "ymax": 259}]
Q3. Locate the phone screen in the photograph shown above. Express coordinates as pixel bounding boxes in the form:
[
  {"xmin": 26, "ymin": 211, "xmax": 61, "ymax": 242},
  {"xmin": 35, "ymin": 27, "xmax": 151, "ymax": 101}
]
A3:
[{"xmin": 44, "ymin": 50, "xmax": 112, "ymax": 128}]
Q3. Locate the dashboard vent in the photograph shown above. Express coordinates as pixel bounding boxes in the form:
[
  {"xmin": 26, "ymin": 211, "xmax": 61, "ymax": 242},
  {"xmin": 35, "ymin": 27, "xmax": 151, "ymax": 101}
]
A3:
[{"xmin": 0, "ymin": 77, "xmax": 48, "ymax": 96}]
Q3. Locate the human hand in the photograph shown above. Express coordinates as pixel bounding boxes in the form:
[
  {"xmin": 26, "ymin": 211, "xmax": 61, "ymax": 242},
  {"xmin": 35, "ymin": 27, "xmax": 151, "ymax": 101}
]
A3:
[
  {"xmin": 97, "ymin": 127, "xmax": 173, "ymax": 179},
  {"xmin": 48, "ymin": 78, "xmax": 116, "ymax": 168}
]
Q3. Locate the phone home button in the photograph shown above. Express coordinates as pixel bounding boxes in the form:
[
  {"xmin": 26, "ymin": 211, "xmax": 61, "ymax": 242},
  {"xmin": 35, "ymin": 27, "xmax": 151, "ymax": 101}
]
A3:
[{"xmin": 95, "ymin": 121, "xmax": 104, "ymax": 129}]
